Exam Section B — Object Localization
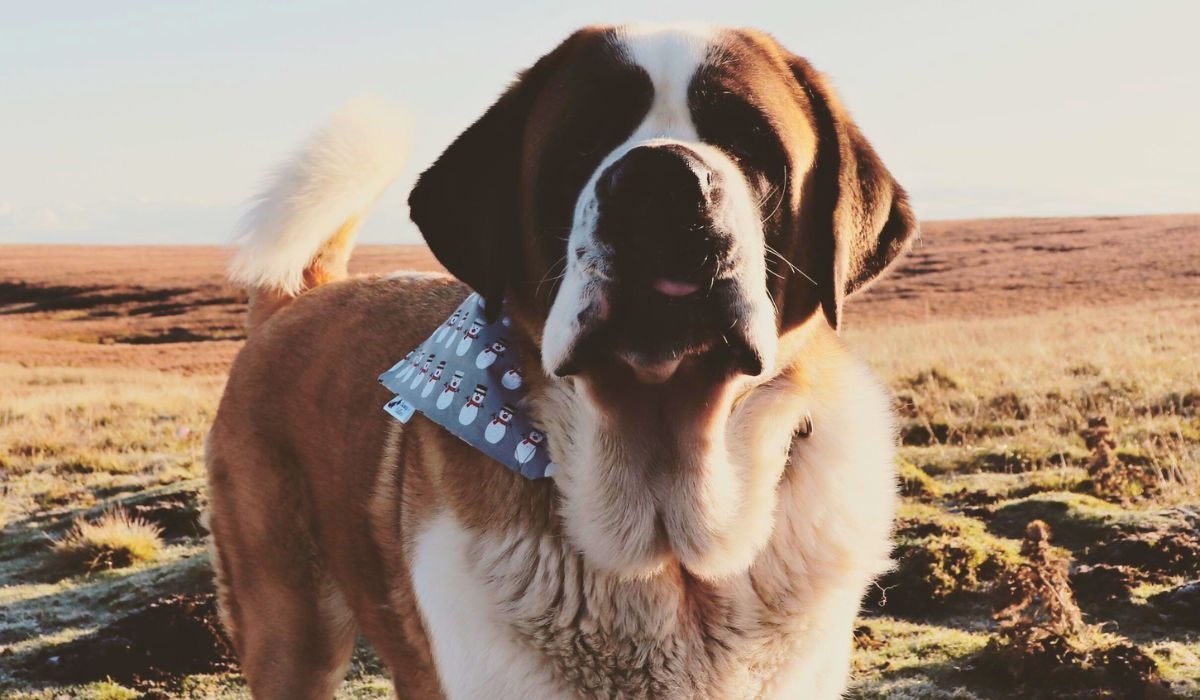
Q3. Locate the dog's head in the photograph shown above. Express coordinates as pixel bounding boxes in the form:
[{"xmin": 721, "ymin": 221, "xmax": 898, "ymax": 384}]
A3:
[
  {"xmin": 411, "ymin": 24, "xmax": 915, "ymax": 389},
  {"xmin": 410, "ymin": 25, "xmax": 914, "ymax": 578}
]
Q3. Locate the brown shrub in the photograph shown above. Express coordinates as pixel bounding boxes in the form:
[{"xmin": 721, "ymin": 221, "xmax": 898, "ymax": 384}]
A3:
[
  {"xmin": 1082, "ymin": 416, "xmax": 1158, "ymax": 502},
  {"xmin": 974, "ymin": 520, "xmax": 1171, "ymax": 699}
]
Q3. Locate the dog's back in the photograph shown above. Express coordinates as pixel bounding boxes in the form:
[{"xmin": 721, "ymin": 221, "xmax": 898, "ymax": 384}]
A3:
[{"xmin": 207, "ymin": 102, "xmax": 455, "ymax": 698}]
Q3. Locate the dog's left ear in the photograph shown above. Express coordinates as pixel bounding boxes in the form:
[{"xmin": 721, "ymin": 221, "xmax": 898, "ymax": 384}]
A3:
[
  {"xmin": 784, "ymin": 55, "xmax": 919, "ymax": 330},
  {"xmin": 408, "ymin": 34, "xmax": 579, "ymax": 320}
]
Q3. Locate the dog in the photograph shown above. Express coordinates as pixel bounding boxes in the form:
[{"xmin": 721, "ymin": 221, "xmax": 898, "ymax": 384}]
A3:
[{"xmin": 207, "ymin": 23, "xmax": 916, "ymax": 699}]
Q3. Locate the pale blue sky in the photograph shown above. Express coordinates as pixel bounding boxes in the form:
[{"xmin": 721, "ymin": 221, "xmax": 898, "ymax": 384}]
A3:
[{"xmin": 2, "ymin": 1, "xmax": 1196, "ymax": 244}]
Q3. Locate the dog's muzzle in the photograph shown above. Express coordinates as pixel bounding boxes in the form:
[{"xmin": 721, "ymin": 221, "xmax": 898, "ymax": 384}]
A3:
[{"xmin": 551, "ymin": 143, "xmax": 769, "ymax": 383}]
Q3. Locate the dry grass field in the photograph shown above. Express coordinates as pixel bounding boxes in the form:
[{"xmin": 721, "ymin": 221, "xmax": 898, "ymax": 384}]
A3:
[{"xmin": 2, "ymin": 214, "xmax": 1198, "ymax": 698}]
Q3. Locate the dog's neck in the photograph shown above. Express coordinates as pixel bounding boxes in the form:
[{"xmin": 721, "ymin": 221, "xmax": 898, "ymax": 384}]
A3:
[
  {"xmin": 530, "ymin": 321, "xmax": 827, "ymax": 581},
  {"xmin": 418, "ymin": 317, "xmax": 897, "ymax": 694}
]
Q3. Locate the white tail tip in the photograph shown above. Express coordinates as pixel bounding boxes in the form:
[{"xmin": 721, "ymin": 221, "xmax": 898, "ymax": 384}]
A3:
[{"xmin": 229, "ymin": 98, "xmax": 410, "ymax": 295}]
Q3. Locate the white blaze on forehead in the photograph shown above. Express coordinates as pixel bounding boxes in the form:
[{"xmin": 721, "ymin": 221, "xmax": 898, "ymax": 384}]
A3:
[
  {"xmin": 542, "ymin": 24, "xmax": 775, "ymax": 378},
  {"xmin": 614, "ymin": 24, "xmax": 717, "ymax": 139}
]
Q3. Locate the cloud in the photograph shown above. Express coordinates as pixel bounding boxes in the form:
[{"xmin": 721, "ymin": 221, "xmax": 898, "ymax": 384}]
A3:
[{"xmin": 0, "ymin": 204, "xmax": 82, "ymax": 238}]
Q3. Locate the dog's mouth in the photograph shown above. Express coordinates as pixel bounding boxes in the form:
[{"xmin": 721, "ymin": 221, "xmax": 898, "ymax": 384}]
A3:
[
  {"xmin": 542, "ymin": 139, "xmax": 779, "ymax": 387},
  {"xmin": 550, "ymin": 275, "xmax": 768, "ymax": 385}
]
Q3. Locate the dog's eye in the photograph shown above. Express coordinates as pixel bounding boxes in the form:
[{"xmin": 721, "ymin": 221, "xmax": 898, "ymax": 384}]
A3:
[
  {"xmin": 696, "ymin": 99, "xmax": 779, "ymax": 174},
  {"xmin": 725, "ymin": 132, "xmax": 762, "ymax": 163}
]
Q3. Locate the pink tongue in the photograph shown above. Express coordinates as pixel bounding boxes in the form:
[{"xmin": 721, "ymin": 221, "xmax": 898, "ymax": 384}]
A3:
[{"xmin": 653, "ymin": 278, "xmax": 700, "ymax": 297}]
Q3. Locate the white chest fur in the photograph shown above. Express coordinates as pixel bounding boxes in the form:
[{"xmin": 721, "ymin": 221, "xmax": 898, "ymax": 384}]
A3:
[
  {"xmin": 410, "ymin": 354, "xmax": 898, "ymax": 699},
  {"xmin": 411, "ymin": 511, "xmax": 568, "ymax": 699}
]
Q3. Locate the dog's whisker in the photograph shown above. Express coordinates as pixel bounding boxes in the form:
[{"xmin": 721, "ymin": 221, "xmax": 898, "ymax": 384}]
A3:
[
  {"xmin": 759, "ymin": 166, "xmax": 788, "ymax": 223},
  {"xmin": 764, "ymin": 243, "xmax": 817, "ymax": 286},
  {"xmin": 535, "ymin": 254, "xmax": 569, "ymax": 298}
]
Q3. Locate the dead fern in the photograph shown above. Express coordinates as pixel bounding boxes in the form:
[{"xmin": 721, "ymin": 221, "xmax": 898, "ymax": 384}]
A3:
[{"xmin": 1082, "ymin": 416, "xmax": 1158, "ymax": 502}]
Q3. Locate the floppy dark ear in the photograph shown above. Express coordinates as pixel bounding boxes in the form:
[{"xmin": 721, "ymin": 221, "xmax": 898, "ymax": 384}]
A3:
[
  {"xmin": 408, "ymin": 40, "xmax": 573, "ymax": 320},
  {"xmin": 786, "ymin": 56, "xmax": 919, "ymax": 330}
]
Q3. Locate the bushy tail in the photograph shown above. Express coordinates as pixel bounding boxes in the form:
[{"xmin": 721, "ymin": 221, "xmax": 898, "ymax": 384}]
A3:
[{"xmin": 229, "ymin": 99, "xmax": 409, "ymax": 330}]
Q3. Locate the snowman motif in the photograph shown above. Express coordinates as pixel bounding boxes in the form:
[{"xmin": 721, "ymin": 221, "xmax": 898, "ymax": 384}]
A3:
[
  {"xmin": 514, "ymin": 429, "xmax": 545, "ymax": 465},
  {"xmin": 437, "ymin": 371, "xmax": 465, "ymax": 410},
  {"xmin": 397, "ymin": 349, "xmax": 424, "ymax": 382},
  {"xmin": 458, "ymin": 384, "xmax": 488, "ymax": 426},
  {"xmin": 445, "ymin": 313, "xmax": 468, "ymax": 349},
  {"xmin": 475, "ymin": 338, "xmax": 508, "ymax": 369},
  {"xmin": 384, "ymin": 351, "xmax": 412, "ymax": 378},
  {"xmin": 421, "ymin": 360, "xmax": 446, "ymax": 398},
  {"xmin": 485, "ymin": 403, "xmax": 517, "ymax": 444},
  {"xmin": 501, "ymin": 367, "xmax": 524, "ymax": 390},
  {"xmin": 433, "ymin": 310, "xmax": 460, "ymax": 344},
  {"xmin": 410, "ymin": 354, "xmax": 435, "ymax": 390},
  {"xmin": 456, "ymin": 319, "xmax": 484, "ymax": 357}
]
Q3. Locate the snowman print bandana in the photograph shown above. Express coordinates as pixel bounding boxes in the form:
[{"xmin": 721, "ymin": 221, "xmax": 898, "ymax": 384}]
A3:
[{"xmin": 378, "ymin": 293, "xmax": 555, "ymax": 480}]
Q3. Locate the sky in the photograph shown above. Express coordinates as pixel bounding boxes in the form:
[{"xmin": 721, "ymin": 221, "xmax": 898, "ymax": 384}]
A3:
[{"xmin": 2, "ymin": 1, "xmax": 1197, "ymax": 245}]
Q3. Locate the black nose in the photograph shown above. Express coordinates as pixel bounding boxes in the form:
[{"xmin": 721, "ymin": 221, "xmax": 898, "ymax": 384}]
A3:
[
  {"xmin": 596, "ymin": 144, "xmax": 712, "ymax": 204},
  {"xmin": 593, "ymin": 144, "xmax": 728, "ymax": 286}
]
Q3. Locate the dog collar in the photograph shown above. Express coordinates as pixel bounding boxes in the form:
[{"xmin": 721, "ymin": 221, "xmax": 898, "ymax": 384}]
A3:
[{"xmin": 378, "ymin": 293, "xmax": 555, "ymax": 480}]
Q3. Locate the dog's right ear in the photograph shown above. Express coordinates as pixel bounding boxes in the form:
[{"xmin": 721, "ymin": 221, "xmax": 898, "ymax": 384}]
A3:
[
  {"xmin": 409, "ymin": 35, "xmax": 580, "ymax": 320},
  {"xmin": 783, "ymin": 54, "xmax": 919, "ymax": 331}
]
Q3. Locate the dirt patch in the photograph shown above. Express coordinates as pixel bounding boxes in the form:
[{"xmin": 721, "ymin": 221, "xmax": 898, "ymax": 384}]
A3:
[
  {"xmin": 1071, "ymin": 564, "xmax": 1149, "ymax": 607},
  {"xmin": 974, "ymin": 636, "xmax": 1170, "ymax": 700},
  {"xmin": 125, "ymin": 490, "xmax": 206, "ymax": 541},
  {"xmin": 971, "ymin": 521, "xmax": 1171, "ymax": 699},
  {"xmin": 110, "ymin": 327, "xmax": 232, "ymax": 345},
  {"xmin": 1145, "ymin": 391, "xmax": 1200, "ymax": 417},
  {"xmin": 1150, "ymin": 582, "xmax": 1200, "ymax": 629},
  {"xmin": 897, "ymin": 421, "xmax": 1015, "ymax": 447},
  {"xmin": 1086, "ymin": 529, "xmax": 1200, "ymax": 579},
  {"xmin": 986, "ymin": 493, "xmax": 1128, "ymax": 551},
  {"xmin": 865, "ymin": 506, "xmax": 1018, "ymax": 617},
  {"xmin": 20, "ymin": 593, "xmax": 236, "ymax": 692},
  {"xmin": 900, "ymin": 422, "xmax": 957, "ymax": 446}
]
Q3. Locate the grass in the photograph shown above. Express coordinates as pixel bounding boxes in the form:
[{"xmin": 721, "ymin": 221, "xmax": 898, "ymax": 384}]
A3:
[
  {"xmin": 0, "ymin": 364, "xmax": 220, "ymax": 527},
  {"xmin": 7, "ymin": 679, "xmax": 142, "ymax": 700},
  {"xmin": 50, "ymin": 508, "xmax": 164, "ymax": 575},
  {"xmin": 851, "ymin": 299, "xmax": 1200, "ymax": 698},
  {"xmin": 1, "ymin": 297, "xmax": 1198, "ymax": 697},
  {"xmin": 850, "ymin": 298, "xmax": 1200, "ymax": 502}
]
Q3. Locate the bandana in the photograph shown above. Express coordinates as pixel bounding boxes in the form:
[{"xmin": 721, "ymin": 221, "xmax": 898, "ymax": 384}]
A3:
[{"xmin": 378, "ymin": 293, "xmax": 555, "ymax": 480}]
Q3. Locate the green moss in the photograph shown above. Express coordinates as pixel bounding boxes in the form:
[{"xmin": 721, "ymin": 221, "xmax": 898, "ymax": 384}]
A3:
[
  {"xmin": 873, "ymin": 504, "xmax": 1022, "ymax": 616},
  {"xmin": 898, "ymin": 460, "xmax": 942, "ymax": 498},
  {"xmin": 7, "ymin": 680, "xmax": 140, "ymax": 700},
  {"xmin": 940, "ymin": 469, "xmax": 1088, "ymax": 507},
  {"xmin": 848, "ymin": 617, "xmax": 989, "ymax": 699},
  {"xmin": 1144, "ymin": 640, "xmax": 1200, "ymax": 697}
]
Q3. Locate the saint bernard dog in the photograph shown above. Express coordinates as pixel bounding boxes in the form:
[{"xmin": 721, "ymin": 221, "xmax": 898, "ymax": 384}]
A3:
[{"xmin": 208, "ymin": 23, "xmax": 917, "ymax": 699}]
